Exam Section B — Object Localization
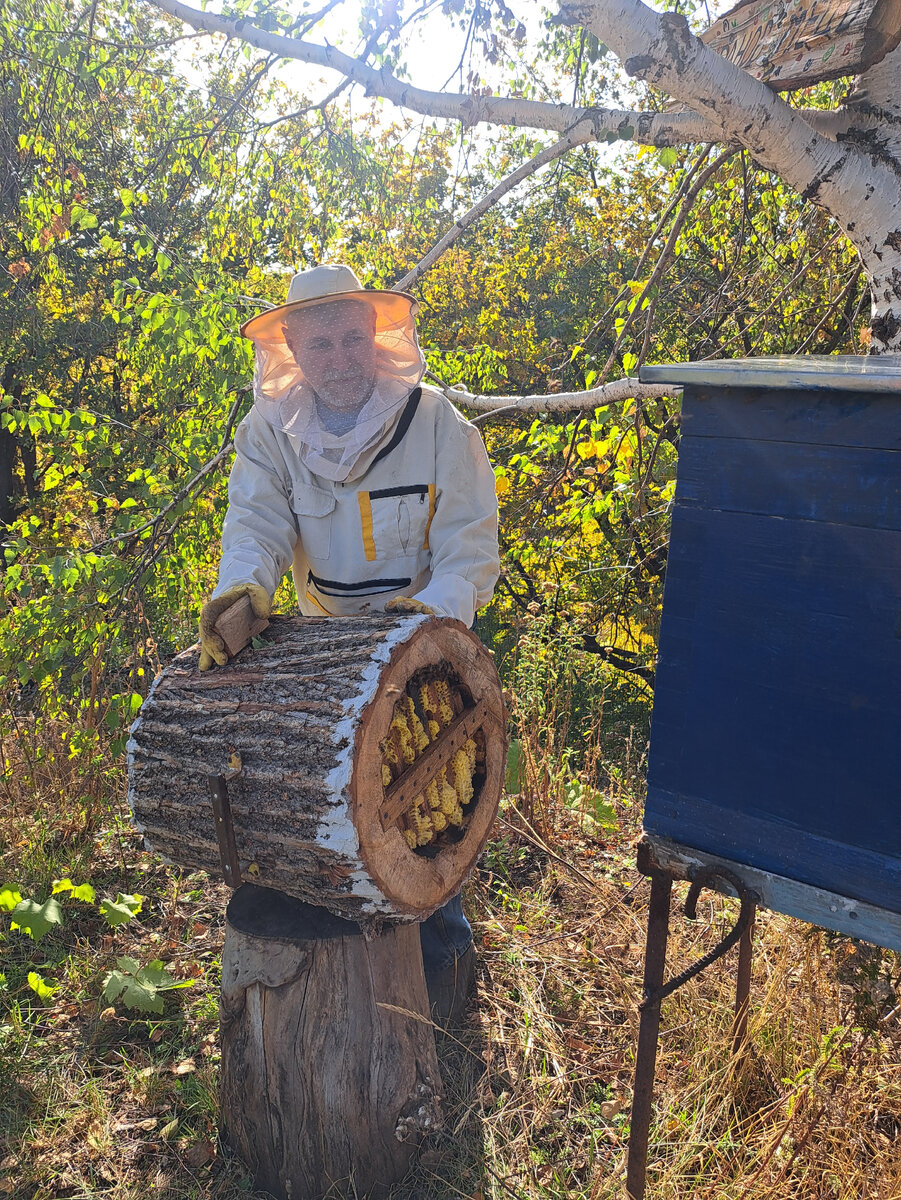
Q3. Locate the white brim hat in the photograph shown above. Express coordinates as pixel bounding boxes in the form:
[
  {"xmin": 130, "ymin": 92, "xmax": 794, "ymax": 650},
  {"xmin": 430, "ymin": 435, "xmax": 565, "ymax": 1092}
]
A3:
[{"xmin": 240, "ymin": 263, "xmax": 418, "ymax": 344}]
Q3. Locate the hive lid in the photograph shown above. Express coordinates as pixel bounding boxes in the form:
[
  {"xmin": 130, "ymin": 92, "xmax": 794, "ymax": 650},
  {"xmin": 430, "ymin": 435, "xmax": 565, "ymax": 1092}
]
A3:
[{"xmin": 639, "ymin": 354, "xmax": 901, "ymax": 394}]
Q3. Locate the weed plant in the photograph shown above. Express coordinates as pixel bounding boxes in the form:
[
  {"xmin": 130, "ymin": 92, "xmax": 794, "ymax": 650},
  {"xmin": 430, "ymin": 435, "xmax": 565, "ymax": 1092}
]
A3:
[{"xmin": 0, "ymin": 628, "xmax": 899, "ymax": 1199}]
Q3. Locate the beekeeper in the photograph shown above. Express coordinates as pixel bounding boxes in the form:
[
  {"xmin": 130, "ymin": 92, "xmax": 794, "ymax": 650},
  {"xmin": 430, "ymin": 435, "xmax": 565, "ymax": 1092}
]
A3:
[{"xmin": 198, "ymin": 263, "xmax": 500, "ymax": 1018}]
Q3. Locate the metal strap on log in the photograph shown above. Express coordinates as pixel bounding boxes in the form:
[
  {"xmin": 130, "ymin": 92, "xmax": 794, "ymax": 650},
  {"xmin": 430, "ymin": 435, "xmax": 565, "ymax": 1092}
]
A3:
[{"xmin": 208, "ymin": 752, "xmax": 243, "ymax": 887}]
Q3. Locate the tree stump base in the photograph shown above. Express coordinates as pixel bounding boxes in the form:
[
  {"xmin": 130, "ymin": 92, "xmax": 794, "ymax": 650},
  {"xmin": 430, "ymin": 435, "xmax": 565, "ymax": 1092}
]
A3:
[{"xmin": 219, "ymin": 885, "xmax": 442, "ymax": 1200}]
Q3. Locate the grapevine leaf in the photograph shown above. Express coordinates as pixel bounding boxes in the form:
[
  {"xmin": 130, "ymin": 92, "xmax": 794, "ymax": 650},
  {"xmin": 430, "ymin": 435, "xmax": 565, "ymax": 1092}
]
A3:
[
  {"xmin": 52, "ymin": 878, "xmax": 97, "ymax": 903},
  {"xmin": 28, "ymin": 971, "xmax": 58, "ymax": 1001},
  {"xmin": 0, "ymin": 887, "xmax": 23, "ymax": 912},
  {"xmin": 100, "ymin": 893, "xmax": 144, "ymax": 927},
  {"xmin": 10, "ymin": 896, "xmax": 64, "ymax": 941}
]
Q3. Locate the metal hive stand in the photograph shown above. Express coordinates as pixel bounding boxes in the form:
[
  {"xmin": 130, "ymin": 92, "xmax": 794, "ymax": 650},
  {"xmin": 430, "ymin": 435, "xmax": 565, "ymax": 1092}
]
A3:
[{"xmin": 626, "ymin": 837, "xmax": 758, "ymax": 1200}]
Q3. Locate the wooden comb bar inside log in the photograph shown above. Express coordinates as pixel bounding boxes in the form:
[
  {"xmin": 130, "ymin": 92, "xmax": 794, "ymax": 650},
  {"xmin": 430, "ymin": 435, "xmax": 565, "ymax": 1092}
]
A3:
[
  {"xmin": 213, "ymin": 593, "xmax": 271, "ymax": 658},
  {"xmin": 379, "ymin": 696, "xmax": 492, "ymax": 831}
]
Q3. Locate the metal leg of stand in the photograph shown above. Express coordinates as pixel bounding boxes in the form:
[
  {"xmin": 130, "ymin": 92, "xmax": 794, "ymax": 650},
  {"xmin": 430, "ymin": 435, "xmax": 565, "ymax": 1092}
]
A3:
[
  {"xmin": 626, "ymin": 870, "xmax": 673, "ymax": 1200},
  {"xmin": 731, "ymin": 902, "xmax": 756, "ymax": 1059}
]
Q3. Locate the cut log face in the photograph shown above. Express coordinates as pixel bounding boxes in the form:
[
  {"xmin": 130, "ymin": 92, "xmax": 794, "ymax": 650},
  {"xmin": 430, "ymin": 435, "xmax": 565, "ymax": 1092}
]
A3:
[
  {"xmin": 127, "ymin": 614, "xmax": 506, "ymax": 923},
  {"xmin": 351, "ymin": 620, "xmax": 505, "ymax": 917}
]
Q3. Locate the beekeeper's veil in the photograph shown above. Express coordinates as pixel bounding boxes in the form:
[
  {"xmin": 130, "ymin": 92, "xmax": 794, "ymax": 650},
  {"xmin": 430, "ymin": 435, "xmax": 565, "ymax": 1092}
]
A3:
[{"xmin": 240, "ymin": 264, "xmax": 425, "ymax": 482}]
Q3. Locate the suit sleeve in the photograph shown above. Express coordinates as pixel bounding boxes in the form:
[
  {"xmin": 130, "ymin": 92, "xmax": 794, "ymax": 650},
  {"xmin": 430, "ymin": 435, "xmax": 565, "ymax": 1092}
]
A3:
[
  {"xmin": 212, "ymin": 411, "xmax": 298, "ymax": 600},
  {"xmin": 411, "ymin": 405, "xmax": 500, "ymax": 626}
]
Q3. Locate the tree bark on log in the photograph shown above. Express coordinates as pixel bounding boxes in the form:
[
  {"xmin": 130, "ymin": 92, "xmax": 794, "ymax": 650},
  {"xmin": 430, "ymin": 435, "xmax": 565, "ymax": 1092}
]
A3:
[
  {"xmin": 219, "ymin": 885, "xmax": 442, "ymax": 1200},
  {"xmin": 127, "ymin": 613, "xmax": 505, "ymax": 924}
]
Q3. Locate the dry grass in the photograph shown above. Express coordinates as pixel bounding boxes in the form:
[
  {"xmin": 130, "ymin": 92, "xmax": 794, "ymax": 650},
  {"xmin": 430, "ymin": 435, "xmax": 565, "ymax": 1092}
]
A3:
[{"xmin": 1, "ymin": 705, "xmax": 899, "ymax": 1200}]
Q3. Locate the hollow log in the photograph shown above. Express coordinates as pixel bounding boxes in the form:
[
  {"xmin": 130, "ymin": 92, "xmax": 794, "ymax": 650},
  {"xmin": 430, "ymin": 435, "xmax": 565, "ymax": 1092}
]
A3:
[
  {"xmin": 127, "ymin": 614, "xmax": 505, "ymax": 924},
  {"xmin": 219, "ymin": 885, "xmax": 442, "ymax": 1200}
]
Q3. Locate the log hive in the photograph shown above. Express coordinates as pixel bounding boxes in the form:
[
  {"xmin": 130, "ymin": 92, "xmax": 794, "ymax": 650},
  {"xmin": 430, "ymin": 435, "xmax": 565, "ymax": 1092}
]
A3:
[{"xmin": 127, "ymin": 613, "xmax": 505, "ymax": 924}]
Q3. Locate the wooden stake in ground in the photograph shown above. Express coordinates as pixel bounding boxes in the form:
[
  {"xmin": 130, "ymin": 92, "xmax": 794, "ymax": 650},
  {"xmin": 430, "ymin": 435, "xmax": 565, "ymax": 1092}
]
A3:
[
  {"xmin": 219, "ymin": 884, "xmax": 442, "ymax": 1200},
  {"xmin": 127, "ymin": 613, "xmax": 505, "ymax": 924}
]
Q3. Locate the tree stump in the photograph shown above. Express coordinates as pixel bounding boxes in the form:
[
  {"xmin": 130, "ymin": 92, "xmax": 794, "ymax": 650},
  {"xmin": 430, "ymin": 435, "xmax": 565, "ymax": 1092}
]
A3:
[
  {"xmin": 127, "ymin": 613, "xmax": 505, "ymax": 924},
  {"xmin": 219, "ymin": 884, "xmax": 442, "ymax": 1200}
]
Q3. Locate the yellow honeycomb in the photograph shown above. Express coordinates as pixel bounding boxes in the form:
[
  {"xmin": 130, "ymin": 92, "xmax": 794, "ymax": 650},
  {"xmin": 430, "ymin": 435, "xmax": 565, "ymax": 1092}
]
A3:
[{"xmin": 380, "ymin": 676, "xmax": 479, "ymax": 849}]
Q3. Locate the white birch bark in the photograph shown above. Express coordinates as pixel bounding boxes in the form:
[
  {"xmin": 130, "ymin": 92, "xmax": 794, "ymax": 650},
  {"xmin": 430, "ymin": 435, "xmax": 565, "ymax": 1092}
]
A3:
[
  {"xmin": 444, "ymin": 377, "xmax": 676, "ymax": 415},
  {"xmin": 145, "ymin": 0, "xmax": 718, "ymax": 145},
  {"xmin": 559, "ymin": 0, "xmax": 901, "ymax": 348}
]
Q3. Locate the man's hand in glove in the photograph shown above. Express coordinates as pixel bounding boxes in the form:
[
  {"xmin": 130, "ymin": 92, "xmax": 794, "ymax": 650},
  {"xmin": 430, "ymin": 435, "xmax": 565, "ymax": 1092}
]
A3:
[
  {"xmin": 199, "ymin": 583, "xmax": 271, "ymax": 671},
  {"xmin": 385, "ymin": 596, "xmax": 435, "ymax": 616}
]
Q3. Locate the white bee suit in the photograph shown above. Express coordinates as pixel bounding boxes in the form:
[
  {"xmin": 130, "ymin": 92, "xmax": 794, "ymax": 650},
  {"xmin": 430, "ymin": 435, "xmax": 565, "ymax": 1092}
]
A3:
[{"xmin": 213, "ymin": 384, "xmax": 500, "ymax": 627}]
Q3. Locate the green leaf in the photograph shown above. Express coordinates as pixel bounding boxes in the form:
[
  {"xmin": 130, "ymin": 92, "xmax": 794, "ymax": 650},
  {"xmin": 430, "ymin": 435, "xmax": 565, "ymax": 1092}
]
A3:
[
  {"xmin": 52, "ymin": 878, "xmax": 97, "ymax": 903},
  {"xmin": 564, "ymin": 780, "xmax": 618, "ymax": 831},
  {"xmin": 103, "ymin": 957, "xmax": 194, "ymax": 1014},
  {"xmin": 505, "ymin": 740, "xmax": 525, "ymax": 795},
  {"xmin": 0, "ymin": 887, "xmax": 23, "ymax": 912},
  {"xmin": 28, "ymin": 971, "xmax": 58, "ymax": 1001},
  {"xmin": 622, "ymin": 352, "xmax": 639, "ymax": 375},
  {"xmin": 99, "ymin": 893, "xmax": 144, "ymax": 927},
  {"xmin": 656, "ymin": 147, "xmax": 679, "ymax": 170},
  {"xmin": 10, "ymin": 896, "xmax": 64, "ymax": 941}
]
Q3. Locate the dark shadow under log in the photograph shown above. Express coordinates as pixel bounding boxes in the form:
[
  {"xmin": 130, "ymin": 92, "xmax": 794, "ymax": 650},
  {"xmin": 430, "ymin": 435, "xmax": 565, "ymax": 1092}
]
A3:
[{"xmin": 219, "ymin": 885, "xmax": 442, "ymax": 1200}]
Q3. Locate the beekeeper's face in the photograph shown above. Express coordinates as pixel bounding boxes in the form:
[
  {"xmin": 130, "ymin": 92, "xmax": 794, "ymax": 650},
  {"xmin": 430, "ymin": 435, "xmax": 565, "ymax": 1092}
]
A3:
[{"xmin": 284, "ymin": 300, "xmax": 378, "ymax": 410}]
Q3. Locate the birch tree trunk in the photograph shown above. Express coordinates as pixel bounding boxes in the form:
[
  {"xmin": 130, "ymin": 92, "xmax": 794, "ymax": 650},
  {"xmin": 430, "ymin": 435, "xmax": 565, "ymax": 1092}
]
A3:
[{"xmin": 560, "ymin": 1, "xmax": 901, "ymax": 350}]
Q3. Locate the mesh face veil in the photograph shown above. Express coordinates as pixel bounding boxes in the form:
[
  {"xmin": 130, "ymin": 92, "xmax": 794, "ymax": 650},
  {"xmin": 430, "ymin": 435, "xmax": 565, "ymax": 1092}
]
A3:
[{"xmin": 240, "ymin": 271, "xmax": 425, "ymax": 483}]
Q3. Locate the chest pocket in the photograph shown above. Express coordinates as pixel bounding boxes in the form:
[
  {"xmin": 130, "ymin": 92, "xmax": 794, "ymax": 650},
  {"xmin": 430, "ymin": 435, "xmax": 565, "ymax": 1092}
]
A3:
[
  {"xmin": 359, "ymin": 484, "xmax": 436, "ymax": 561},
  {"xmin": 290, "ymin": 483, "xmax": 335, "ymax": 561}
]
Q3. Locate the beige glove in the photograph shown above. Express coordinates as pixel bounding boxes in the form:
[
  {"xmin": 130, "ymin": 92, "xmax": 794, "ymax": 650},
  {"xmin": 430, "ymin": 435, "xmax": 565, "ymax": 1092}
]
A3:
[
  {"xmin": 199, "ymin": 583, "xmax": 271, "ymax": 671},
  {"xmin": 385, "ymin": 596, "xmax": 435, "ymax": 616}
]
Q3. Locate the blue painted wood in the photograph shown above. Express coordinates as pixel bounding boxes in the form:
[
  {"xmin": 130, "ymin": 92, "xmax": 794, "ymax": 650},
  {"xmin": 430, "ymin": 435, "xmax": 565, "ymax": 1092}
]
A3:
[
  {"xmin": 677, "ymin": 438, "xmax": 901, "ymax": 530},
  {"xmin": 645, "ymin": 790, "xmax": 901, "ymax": 914},
  {"xmin": 681, "ymin": 387, "xmax": 901, "ymax": 451},
  {"xmin": 644, "ymin": 360, "xmax": 901, "ymax": 942},
  {"xmin": 643, "ymin": 836, "xmax": 901, "ymax": 954}
]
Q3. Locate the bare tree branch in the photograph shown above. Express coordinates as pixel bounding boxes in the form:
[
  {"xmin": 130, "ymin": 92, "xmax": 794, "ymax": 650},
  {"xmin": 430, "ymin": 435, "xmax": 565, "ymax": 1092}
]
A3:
[
  {"xmin": 393, "ymin": 130, "xmax": 593, "ymax": 292},
  {"xmin": 443, "ymin": 376, "xmax": 677, "ymax": 416},
  {"xmin": 581, "ymin": 633, "xmax": 656, "ymax": 685},
  {"xmin": 142, "ymin": 0, "xmax": 720, "ymax": 147}
]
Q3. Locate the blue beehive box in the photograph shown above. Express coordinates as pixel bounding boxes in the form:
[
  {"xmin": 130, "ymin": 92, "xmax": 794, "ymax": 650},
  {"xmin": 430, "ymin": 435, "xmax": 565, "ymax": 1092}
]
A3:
[{"xmin": 639, "ymin": 356, "xmax": 901, "ymax": 951}]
